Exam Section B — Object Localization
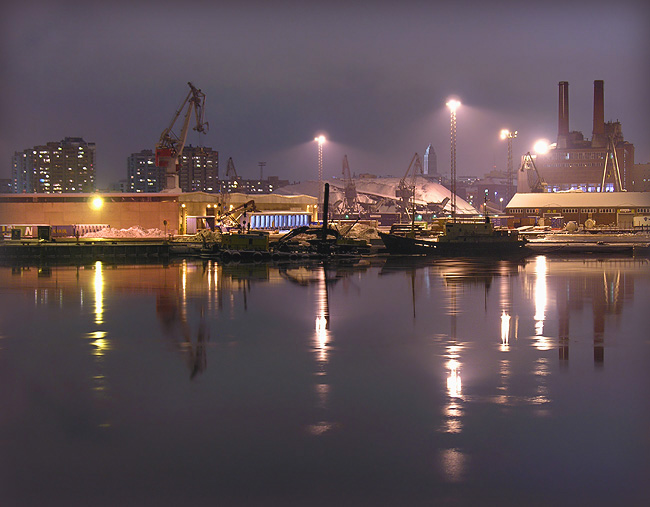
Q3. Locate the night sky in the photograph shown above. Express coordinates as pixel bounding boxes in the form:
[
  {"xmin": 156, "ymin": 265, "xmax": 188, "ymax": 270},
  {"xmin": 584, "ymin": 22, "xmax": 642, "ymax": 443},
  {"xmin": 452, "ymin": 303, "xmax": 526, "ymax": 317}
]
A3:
[{"xmin": 2, "ymin": 0, "xmax": 649, "ymax": 188}]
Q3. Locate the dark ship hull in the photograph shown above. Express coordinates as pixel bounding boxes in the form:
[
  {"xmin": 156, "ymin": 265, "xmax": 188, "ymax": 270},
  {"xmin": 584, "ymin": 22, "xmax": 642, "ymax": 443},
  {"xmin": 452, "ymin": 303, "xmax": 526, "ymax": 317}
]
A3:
[{"xmin": 379, "ymin": 222, "xmax": 530, "ymax": 258}]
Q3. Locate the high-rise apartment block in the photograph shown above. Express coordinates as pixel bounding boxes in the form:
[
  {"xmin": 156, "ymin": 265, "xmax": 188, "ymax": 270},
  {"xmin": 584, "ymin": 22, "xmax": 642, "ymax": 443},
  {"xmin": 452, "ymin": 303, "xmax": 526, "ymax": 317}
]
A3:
[
  {"xmin": 128, "ymin": 149, "xmax": 164, "ymax": 192},
  {"xmin": 12, "ymin": 137, "xmax": 96, "ymax": 193},
  {"xmin": 178, "ymin": 145, "xmax": 219, "ymax": 193}
]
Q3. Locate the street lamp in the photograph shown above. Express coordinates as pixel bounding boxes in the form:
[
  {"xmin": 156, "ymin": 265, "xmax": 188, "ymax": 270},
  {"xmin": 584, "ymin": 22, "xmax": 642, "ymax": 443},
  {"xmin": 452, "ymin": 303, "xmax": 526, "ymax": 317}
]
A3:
[
  {"xmin": 500, "ymin": 129, "xmax": 517, "ymax": 202},
  {"xmin": 314, "ymin": 135, "xmax": 326, "ymax": 220},
  {"xmin": 533, "ymin": 139, "xmax": 550, "ymax": 154},
  {"xmin": 446, "ymin": 99, "xmax": 461, "ymax": 221}
]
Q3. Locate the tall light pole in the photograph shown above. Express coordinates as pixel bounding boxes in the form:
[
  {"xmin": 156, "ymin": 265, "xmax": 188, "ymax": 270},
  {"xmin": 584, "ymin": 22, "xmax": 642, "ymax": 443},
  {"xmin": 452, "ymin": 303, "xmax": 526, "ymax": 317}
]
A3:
[
  {"xmin": 500, "ymin": 129, "xmax": 517, "ymax": 203},
  {"xmin": 446, "ymin": 99, "xmax": 460, "ymax": 221},
  {"xmin": 314, "ymin": 135, "xmax": 326, "ymax": 220}
]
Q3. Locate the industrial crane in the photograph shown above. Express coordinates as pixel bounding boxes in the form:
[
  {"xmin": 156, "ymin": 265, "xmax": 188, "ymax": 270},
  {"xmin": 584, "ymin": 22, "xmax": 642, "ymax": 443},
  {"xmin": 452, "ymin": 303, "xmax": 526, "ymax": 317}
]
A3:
[
  {"xmin": 601, "ymin": 136, "xmax": 624, "ymax": 192},
  {"xmin": 341, "ymin": 155, "xmax": 360, "ymax": 214},
  {"xmin": 226, "ymin": 157, "xmax": 239, "ymax": 180},
  {"xmin": 395, "ymin": 152, "xmax": 423, "ymax": 219},
  {"xmin": 156, "ymin": 82, "xmax": 208, "ymax": 191},
  {"xmin": 519, "ymin": 152, "xmax": 547, "ymax": 193}
]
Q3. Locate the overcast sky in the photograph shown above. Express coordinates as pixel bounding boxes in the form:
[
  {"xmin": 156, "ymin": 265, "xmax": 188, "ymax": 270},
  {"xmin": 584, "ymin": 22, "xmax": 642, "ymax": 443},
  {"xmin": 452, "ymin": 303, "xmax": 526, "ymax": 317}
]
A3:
[{"xmin": 2, "ymin": 0, "xmax": 649, "ymax": 188}]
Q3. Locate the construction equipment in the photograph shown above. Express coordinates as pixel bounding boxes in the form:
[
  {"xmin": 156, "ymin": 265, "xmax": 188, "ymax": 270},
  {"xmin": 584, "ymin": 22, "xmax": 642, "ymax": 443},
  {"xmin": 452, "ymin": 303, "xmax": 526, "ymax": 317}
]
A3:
[
  {"xmin": 216, "ymin": 200, "xmax": 257, "ymax": 230},
  {"xmin": 226, "ymin": 157, "xmax": 239, "ymax": 180},
  {"xmin": 156, "ymin": 82, "xmax": 208, "ymax": 191},
  {"xmin": 520, "ymin": 152, "xmax": 547, "ymax": 193},
  {"xmin": 341, "ymin": 155, "xmax": 359, "ymax": 214},
  {"xmin": 601, "ymin": 135, "xmax": 624, "ymax": 191},
  {"xmin": 395, "ymin": 153, "xmax": 423, "ymax": 219}
]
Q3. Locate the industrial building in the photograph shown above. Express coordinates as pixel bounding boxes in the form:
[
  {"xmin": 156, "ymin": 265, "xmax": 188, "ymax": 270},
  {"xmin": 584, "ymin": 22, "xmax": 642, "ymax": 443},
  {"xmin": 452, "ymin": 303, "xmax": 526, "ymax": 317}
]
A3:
[
  {"xmin": 518, "ymin": 80, "xmax": 635, "ymax": 193},
  {"xmin": 11, "ymin": 137, "xmax": 96, "ymax": 193},
  {"xmin": 505, "ymin": 191, "xmax": 650, "ymax": 229},
  {"xmin": 0, "ymin": 191, "xmax": 316, "ymax": 236}
]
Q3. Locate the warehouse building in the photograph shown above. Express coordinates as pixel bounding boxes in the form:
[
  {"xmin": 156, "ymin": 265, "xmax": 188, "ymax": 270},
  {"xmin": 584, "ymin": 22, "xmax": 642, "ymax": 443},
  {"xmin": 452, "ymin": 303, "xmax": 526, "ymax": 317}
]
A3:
[
  {"xmin": 505, "ymin": 192, "xmax": 650, "ymax": 229},
  {"xmin": 0, "ymin": 191, "xmax": 316, "ymax": 236}
]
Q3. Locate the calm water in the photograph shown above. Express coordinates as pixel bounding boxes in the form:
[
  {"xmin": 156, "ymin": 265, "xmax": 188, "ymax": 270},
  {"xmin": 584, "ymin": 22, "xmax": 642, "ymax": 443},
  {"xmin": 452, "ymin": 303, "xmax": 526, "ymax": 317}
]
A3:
[{"xmin": 0, "ymin": 256, "xmax": 649, "ymax": 506}]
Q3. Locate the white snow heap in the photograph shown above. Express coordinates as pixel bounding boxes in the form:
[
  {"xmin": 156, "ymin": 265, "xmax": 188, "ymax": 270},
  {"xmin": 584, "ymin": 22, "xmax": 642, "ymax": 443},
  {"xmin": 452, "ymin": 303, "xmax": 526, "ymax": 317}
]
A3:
[{"xmin": 82, "ymin": 226, "xmax": 169, "ymax": 238}]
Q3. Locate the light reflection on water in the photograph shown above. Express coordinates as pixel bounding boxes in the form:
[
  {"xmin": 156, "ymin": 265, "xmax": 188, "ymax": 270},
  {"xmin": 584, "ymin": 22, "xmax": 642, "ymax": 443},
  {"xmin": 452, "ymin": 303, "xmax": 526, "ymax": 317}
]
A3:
[{"xmin": 0, "ymin": 256, "xmax": 649, "ymax": 505}]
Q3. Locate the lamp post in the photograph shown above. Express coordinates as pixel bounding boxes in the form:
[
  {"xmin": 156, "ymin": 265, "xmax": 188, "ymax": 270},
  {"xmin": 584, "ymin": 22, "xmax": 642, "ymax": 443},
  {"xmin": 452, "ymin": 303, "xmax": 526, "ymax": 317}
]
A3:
[
  {"xmin": 446, "ymin": 99, "xmax": 461, "ymax": 221},
  {"xmin": 500, "ymin": 129, "xmax": 517, "ymax": 203},
  {"xmin": 314, "ymin": 135, "xmax": 326, "ymax": 220}
]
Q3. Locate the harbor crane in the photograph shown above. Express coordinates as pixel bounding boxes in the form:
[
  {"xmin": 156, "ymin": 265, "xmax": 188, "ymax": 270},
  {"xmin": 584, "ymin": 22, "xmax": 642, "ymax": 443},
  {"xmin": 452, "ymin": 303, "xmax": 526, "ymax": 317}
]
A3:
[
  {"xmin": 341, "ymin": 155, "xmax": 360, "ymax": 215},
  {"xmin": 156, "ymin": 82, "xmax": 208, "ymax": 191},
  {"xmin": 519, "ymin": 152, "xmax": 547, "ymax": 193},
  {"xmin": 601, "ymin": 136, "xmax": 625, "ymax": 192},
  {"xmin": 395, "ymin": 153, "xmax": 423, "ymax": 219},
  {"xmin": 226, "ymin": 157, "xmax": 239, "ymax": 180}
]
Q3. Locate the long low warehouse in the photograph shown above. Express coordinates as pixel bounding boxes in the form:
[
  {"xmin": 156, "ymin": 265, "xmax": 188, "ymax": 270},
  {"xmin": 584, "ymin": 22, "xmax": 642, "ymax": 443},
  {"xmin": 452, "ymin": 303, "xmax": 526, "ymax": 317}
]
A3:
[
  {"xmin": 505, "ymin": 192, "xmax": 650, "ymax": 228},
  {"xmin": 0, "ymin": 191, "xmax": 317, "ymax": 235}
]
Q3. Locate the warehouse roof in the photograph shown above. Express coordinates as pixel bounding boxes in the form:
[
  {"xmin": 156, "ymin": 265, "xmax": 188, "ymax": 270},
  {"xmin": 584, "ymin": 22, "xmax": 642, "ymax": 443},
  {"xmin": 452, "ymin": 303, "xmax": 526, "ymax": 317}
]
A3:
[{"xmin": 506, "ymin": 191, "xmax": 650, "ymax": 209}]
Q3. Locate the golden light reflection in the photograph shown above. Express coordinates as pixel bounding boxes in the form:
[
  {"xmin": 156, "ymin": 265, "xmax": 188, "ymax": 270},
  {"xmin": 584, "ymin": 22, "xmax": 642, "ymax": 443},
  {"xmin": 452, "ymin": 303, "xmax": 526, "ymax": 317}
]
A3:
[
  {"xmin": 532, "ymin": 334, "xmax": 554, "ymax": 351},
  {"xmin": 500, "ymin": 311, "xmax": 511, "ymax": 351},
  {"xmin": 495, "ymin": 359, "xmax": 511, "ymax": 405},
  {"xmin": 532, "ymin": 358, "xmax": 550, "ymax": 405},
  {"xmin": 315, "ymin": 383, "xmax": 329, "ymax": 408},
  {"xmin": 446, "ymin": 359, "xmax": 462, "ymax": 398},
  {"xmin": 534, "ymin": 256, "xmax": 547, "ymax": 335},
  {"xmin": 181, "ymin": 259, "xmax": 188, "ymax": 314},
  {"xmin": 314, "ymin": 267, "xmax": 330, "ymax": 364},
  {"xmin": 440, "ymin": 448, "xmax": 465, "ymax": 483},
  {"xmin": 440, "ymin": 342, "xmax": 464, "ymax": 434},
  {"xmin": 94, "ymin": 261, "xmax": 104, "ymax": 325},
  {"xmin": 86, "ymin": 331, "xmax": 109, "ymax": 357},
  {"xmin": 306, "ymin": 421, "xmax": 339, "ymax": 436}
]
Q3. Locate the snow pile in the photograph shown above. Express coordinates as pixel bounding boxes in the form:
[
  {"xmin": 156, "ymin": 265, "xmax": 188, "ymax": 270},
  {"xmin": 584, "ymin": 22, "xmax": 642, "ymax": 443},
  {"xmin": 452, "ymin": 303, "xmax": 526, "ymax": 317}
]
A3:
[{"xmin": 82, "ymin": 226, "xmax": 170, "ymax": 238}]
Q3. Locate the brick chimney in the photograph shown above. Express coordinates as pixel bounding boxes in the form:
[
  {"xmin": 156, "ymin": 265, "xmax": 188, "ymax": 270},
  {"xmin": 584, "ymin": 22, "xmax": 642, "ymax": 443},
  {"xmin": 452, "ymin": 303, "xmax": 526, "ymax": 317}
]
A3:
[
  {"xmin": 557, "ymin": 81, "xmax": 569, "ymax": 149},
  {"xmin": 592, "ymin": 80, "xmax": 606, "ymax": 148}
]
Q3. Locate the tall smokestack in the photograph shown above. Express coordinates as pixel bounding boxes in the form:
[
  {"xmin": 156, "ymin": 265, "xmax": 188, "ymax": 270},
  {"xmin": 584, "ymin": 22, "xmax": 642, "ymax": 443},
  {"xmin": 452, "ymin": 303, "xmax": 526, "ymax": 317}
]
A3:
[
  {"xmin": 557, "ymin": 81, "xmax": 569, "ymax": 148},
  {"xmin": 592, "ymin": 80, "xmax": 605, "ymax": 147}
]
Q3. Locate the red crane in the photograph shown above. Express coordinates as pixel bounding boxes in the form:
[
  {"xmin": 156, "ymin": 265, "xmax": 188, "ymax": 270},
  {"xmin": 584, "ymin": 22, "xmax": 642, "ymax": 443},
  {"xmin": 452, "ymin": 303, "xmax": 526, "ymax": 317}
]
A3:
[{"xmin": 156, "ymin": 82, "xmax": 208, "ymax": 191}]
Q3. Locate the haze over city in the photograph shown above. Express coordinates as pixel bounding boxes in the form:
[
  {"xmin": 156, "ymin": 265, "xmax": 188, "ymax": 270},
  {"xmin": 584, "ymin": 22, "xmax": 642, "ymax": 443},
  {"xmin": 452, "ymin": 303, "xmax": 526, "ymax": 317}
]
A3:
[{"xmin": 2, "ymin": 0, "xmax": 649, "ymax": 188}]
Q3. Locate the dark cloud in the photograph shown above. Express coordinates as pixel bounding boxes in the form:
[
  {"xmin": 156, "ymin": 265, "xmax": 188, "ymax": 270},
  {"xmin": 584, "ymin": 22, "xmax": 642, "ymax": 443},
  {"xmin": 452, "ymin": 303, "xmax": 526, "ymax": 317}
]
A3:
[{"xmin": 2, "ymin": 0, "xmax": 649, "ymax": 187}]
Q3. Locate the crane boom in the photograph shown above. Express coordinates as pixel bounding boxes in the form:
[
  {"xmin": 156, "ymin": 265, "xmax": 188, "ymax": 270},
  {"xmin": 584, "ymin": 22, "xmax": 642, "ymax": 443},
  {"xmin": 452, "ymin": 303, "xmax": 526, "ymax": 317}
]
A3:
[
  {"xmin": 395, "ymin": 153, "xmax": 422, "ymax": 218},
  {"xmin": 520, "ymin": 152, "xmax": 547, "ymax": 193},
  {"xmin": 156, "ymin": 82, "xmax": 208, "ymax": 191}
]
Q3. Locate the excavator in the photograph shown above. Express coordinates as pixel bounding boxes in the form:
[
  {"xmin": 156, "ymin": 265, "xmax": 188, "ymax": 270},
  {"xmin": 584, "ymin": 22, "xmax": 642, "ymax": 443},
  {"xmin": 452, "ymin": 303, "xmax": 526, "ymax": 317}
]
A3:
[
  {"xmin": 215, "ymin": 200, "xmax": 257, "ymax": 231},
  {"xmin": 156, "ymin": 82, "xmax": 208, "ymax": 191}
]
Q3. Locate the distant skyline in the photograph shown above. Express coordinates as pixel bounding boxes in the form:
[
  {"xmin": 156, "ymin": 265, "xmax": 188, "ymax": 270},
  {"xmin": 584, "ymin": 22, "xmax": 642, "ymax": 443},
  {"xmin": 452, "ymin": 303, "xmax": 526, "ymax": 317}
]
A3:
[{"xmin": 2, "ymin": 0, "xmax": 649, "ymax": 188}]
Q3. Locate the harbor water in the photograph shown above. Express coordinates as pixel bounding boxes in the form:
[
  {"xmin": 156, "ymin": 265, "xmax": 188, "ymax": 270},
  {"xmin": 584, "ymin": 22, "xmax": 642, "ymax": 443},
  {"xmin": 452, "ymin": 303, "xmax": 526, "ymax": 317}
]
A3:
[{"xmin": 0, "ymin": 256, "xmax": 649, "ymax": 506}]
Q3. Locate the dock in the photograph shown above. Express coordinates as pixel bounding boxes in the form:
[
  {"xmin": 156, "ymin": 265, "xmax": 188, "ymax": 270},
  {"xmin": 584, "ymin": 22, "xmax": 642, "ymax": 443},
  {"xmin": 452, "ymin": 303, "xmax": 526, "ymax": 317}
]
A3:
[{"xmin": 0, "ymin": 238, "xmax": 174, "ymax": 263}]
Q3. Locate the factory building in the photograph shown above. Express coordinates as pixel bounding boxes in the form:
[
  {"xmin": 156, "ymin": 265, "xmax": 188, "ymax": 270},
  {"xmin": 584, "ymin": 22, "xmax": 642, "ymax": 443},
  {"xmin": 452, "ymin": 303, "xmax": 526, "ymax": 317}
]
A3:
[
  {"xmin": 11, "ymin": 137, "xmax": 96, "ymax": 193},
  {"xmin": 518, "ymin": 81, "xmax": 635, "ymax": 193},
  {"xmin": 629, "ymin": 162, "xmax": 650, "ymax": 192}
]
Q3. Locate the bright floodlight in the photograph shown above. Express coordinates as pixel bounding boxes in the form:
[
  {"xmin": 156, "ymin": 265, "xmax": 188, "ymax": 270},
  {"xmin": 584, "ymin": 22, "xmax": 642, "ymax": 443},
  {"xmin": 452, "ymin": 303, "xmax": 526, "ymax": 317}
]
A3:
[
  {"xmin": 446, "ymin": 99, "xmax": 461, "ymax": 112},
  {"xmin": 314, "ymin": 135, "xmax": 326, "ymax": 145},
  {"xmin": 91, "ymin": 196, "xmax": 103, "ymax": 210},
  {"xmin": 500, "ymin": 129, "xmax": 509, "ymax": 140},
  {"xmin": 533, "ymin": 139, "xmax": 550, "ymax": 154}
]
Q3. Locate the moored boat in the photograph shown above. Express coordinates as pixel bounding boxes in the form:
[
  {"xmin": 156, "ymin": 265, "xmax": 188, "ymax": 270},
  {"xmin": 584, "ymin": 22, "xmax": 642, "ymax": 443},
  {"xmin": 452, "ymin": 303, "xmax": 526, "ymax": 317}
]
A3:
[{"xmin": 380, "ymin": 219, "xmax": 530, "ymax": 258}]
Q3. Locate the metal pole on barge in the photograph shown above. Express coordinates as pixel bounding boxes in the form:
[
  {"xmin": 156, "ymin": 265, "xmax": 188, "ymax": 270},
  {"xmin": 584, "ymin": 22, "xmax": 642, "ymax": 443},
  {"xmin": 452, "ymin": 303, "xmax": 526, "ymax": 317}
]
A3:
[{"xmin": 321, "ymin": 183, "xmax": 330, "ymax": 254}]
